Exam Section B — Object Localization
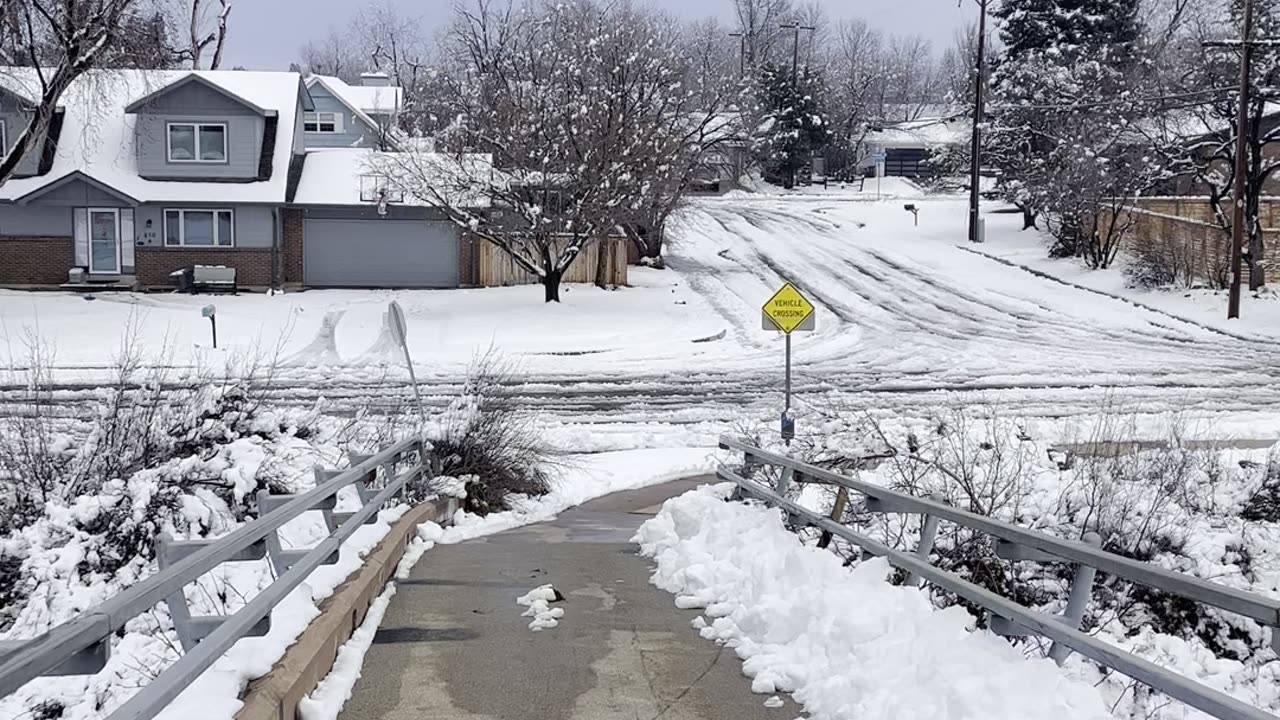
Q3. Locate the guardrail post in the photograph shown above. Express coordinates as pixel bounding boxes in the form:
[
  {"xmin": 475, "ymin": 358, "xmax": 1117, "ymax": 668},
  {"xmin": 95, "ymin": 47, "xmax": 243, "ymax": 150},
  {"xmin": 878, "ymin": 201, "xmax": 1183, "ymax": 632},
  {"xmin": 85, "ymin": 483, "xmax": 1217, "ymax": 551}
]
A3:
[
  {"xmin": 156, "ymin": 535, "xmax": 200, "ymax": 652},
  {"xmin": 775, "ymin": 466, "xmax": 795, "ymax": 495},
  {"xmin": 904, "ymin": 495, "xmax": 945, "ymax": 587},
  {"xmin": 817, "ymin": 487, "xmax": 849, "ymax": 550},
  {"xmin": 1048, "ymin": 532, "xmax": 1102, "ymax": 665}
]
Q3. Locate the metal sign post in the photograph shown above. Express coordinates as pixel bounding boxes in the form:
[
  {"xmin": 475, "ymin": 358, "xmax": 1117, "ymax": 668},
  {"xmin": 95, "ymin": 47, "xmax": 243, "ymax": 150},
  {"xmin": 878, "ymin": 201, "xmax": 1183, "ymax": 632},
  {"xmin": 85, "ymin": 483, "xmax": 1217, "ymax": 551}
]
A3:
[
  {"xmin": 872, "ymin": 150, "xmax": 887, "ymax": 200},
  {"xmin": 387, "ymin": 301, "xmax": 426, "ymax": 424},
  {"xmin": 201, "ymin": 304, "xmax": 217, "ymax": 349},
  {"xmin": 761, "ymin": 283, "xmax": 816, "ymax": 445}
]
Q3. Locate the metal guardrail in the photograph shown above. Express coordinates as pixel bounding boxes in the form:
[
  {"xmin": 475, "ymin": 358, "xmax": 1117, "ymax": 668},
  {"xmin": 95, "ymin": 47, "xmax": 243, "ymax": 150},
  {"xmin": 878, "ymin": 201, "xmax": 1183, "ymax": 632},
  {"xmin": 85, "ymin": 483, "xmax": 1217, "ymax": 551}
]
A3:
[
  {"xmin": 0, "ymin": 436, "xmax": 441, "ymax": 720},
  {"xmin": 719, "ymin": 436, "xmax": 1280, "ymax": 720}
]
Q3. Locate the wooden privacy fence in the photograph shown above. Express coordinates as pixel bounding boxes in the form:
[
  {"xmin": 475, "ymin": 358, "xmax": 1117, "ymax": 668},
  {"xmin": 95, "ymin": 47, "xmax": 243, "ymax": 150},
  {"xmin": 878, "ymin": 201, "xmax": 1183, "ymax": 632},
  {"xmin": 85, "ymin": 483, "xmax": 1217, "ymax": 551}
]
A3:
[
  {"xmin": 1102, "ymin": 199, "xmax": 1280, "ymax": 286},
  {"xmin": 460, "ymin": 234, "xmax": 628, "ymax": 288}
]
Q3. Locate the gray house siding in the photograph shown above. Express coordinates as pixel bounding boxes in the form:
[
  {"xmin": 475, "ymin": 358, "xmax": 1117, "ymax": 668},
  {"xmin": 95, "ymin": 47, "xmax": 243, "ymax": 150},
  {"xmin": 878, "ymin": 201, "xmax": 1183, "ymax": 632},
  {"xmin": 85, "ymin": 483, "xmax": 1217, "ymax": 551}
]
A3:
[
  {"xmin": 134, "ymin": 114, "xmax": 265, "ymax": 180},
  {"xmin": 135, "ymin": 204, "xmax": 274, "ymax": 248},
  {"xmin": 25, "ymin": 179, "xmax": 131, "ymax": 207},
  {"xmin": 0, "ymin": 205, "xmax": 73, "ymax": 236},
  {"xmin": 134, "ymin": 80, "xmax": 259, "ymax": 115},
  {"xmin": 132, "ymin": 81, "xmax": 265, "ymax": 180},
  {"xmin": 303, "ymin": 84, "xmax": 377, "ymax": 149}
]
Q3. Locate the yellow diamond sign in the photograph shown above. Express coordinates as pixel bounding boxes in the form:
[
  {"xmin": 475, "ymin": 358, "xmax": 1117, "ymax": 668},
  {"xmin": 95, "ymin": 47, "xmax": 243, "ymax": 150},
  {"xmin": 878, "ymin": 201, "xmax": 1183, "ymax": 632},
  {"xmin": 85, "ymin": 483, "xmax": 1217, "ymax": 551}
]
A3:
[{"xmin": 762, "ymin": 282, "xmax": 815, "ymax": 334}]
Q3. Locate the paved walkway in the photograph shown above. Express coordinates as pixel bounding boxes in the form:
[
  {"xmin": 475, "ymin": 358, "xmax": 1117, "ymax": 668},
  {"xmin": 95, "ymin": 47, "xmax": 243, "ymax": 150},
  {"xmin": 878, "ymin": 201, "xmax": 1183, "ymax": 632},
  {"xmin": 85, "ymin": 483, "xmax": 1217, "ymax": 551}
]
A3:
[{"xmin": 340, "ymin": 478, "xmax": 799, "ymax": 720}]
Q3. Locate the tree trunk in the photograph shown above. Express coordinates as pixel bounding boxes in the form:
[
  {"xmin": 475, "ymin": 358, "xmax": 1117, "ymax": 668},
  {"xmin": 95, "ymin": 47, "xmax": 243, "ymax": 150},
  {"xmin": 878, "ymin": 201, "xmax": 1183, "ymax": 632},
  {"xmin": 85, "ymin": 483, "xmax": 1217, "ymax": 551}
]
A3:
[
  {"xmin": 1021, "ymin": 207, "xmax": 1038, "ymax": 230},
  {"xmin": 1249, "ymin": 230, "xmax": 1266, "ymax": 290},
  {"xmin": 543, "ymin": 269, "xmax": 562, "ymax": 303}
]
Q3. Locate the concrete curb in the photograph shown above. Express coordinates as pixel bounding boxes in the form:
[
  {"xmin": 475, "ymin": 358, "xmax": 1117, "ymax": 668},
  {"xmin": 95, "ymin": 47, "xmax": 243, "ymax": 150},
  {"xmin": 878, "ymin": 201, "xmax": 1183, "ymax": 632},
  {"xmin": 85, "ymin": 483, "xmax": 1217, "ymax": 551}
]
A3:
[{"xmin": 234, "ymin": 498, "xmax": 456, "ymax": 720}]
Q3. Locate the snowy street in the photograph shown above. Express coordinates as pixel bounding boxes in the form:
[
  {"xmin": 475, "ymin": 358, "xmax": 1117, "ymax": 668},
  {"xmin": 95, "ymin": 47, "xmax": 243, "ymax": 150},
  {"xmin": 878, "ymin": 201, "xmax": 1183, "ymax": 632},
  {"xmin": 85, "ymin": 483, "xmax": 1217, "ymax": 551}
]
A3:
[{"xmin": 4, "ymin": 188, "xmax": 1278, "ymax": 434}]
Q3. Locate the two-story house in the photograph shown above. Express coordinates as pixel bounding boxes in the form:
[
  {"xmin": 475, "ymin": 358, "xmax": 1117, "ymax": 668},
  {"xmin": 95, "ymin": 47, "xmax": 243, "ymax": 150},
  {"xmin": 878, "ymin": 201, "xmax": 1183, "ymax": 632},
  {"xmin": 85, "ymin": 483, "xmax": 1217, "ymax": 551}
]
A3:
[{"xmin": 0, "ymin": 67, "xmax": 471, "ymax": 291}]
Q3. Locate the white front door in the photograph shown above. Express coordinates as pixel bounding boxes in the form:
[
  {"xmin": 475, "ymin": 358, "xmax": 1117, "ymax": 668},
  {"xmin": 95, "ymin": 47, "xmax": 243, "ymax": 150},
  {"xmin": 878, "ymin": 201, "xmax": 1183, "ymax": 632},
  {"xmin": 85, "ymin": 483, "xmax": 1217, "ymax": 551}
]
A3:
[{"xmin": 88, "ymin": 208, "xmax": 120, "ymax": 274}]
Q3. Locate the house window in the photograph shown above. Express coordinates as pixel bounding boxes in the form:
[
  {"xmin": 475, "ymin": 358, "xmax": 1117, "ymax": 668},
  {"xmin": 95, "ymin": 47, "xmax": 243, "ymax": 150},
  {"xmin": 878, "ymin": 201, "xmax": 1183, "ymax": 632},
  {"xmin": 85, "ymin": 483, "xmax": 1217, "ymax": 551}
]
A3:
[
  {"xmin": 167, "ymin": 123, "xmax": 227, "ymax": 163},
  {"xmin": 164, "ymin": 209, "xmax": 234, "ymax": 246},
  {"xmin": 304, "ymin": 112, "xmax": 340, "ymax": 133}
]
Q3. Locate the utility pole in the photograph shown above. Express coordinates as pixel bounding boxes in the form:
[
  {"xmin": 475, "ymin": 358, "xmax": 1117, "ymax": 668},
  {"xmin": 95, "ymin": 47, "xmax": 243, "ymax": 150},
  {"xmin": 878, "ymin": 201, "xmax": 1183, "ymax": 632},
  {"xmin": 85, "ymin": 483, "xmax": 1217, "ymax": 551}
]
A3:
[
  {"xmin": 967, "ymin": 0, "xmax": 989, "ymax": 243},
  {"xmin": 1229, "ymin": 0, "xmax": 1256, "ymax": 319},
  {"xmin": 778, "ymin": 20, "xmax": 816, "ymax": 189},
  {"xmin": 729, "ymin": 31, "xmax": 746, "ymax": 78},
  {"xmin": 781, "ymin": 21, "xmax": 815, "ymax": 88}
]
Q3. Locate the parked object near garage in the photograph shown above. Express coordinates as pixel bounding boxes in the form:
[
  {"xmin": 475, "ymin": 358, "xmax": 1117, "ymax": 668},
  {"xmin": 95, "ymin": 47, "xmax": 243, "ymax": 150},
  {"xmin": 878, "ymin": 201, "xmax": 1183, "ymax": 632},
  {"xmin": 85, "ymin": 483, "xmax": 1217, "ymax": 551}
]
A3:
[{"xmin": 172, "ymin": 265, "xmax": 238, "ymax": 294}]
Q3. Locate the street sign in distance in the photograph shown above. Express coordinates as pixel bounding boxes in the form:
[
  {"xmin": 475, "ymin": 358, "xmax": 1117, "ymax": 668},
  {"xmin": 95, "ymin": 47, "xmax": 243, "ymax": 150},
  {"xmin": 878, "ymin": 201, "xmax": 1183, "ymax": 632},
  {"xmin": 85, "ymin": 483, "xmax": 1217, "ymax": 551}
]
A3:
[
  {"xmin": 762, "ymin": 282, "xmax": 816, "ymax": 334},
  {"xmin": 871, "ymin": 151, "xmax": 887, "ymax": 162},
  {"xmin": 388, "ymin": 300, "xmax": 408, "ymax": 348}
]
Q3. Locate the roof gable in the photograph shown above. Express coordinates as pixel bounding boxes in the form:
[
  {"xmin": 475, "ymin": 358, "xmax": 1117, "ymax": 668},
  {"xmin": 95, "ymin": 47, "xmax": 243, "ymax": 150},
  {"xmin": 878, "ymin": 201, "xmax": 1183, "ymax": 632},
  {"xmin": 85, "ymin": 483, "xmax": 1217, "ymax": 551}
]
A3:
[
  {"xmin": 305, "ymin": 77, "xmax": 379, "ymax": 130},
  {"xmin": 125, "ymin": 74, "xmax": 272, "ymax": 116},
  {"xmin": 16, "ymin": 171, "xmax": 139, "ymax": 206}
]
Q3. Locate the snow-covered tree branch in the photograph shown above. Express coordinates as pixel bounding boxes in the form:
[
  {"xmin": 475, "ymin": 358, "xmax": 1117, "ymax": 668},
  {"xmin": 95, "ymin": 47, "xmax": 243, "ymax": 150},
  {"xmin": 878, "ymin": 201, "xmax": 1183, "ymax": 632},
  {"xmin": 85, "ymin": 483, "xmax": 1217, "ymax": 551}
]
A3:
[
  {"xmin": 0, "ymin": 0, "xmax": 144, "ymax": 184},
  {"xmin": 378, "ymin": 0, "xmax": 735, "ymax": 301}
]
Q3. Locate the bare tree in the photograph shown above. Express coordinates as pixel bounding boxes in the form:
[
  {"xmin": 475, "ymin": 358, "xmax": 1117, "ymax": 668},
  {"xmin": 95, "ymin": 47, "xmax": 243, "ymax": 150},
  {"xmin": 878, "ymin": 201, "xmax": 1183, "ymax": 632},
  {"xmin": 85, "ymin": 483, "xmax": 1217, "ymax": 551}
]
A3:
[
  {"xmin": 822, "ymin": 19, "xmax": 883, "ymax": 177},
  {"xmin": 732, "ymin": 0, "xmax": 793, "ymax": 69},
  {"xmin": 299, "ymin": 28, "xmax": 363, "ymax": 82},
  {"xmin": 1169, "ymin": 3, "xmax": 1280, "ymax": 291},
  {"xmin": 883, "ymin": 34, "xmax": 940, "ymax": 122},
  {"xmin": 185, "ymin": 0, "xmax": 229, "ymax": 69},
  {"xmin": 0, "ymin": 0, "xmax": 143, "ymax": 183},
  {"xmin": 379, "ymin": 0, "xmax": 721, "ymax": 301},
  {"xmin": 939, "ymin": 22, "xmax": 980, "ymax": 109}
]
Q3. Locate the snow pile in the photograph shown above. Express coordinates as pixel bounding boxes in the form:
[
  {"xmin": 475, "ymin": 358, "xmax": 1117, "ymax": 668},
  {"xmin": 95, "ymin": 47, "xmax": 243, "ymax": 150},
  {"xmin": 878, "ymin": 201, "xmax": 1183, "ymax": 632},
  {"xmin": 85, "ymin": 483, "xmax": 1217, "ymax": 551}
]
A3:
[
  {"xmin": 634, "ymin": 483, "xmax": 1112, "ymax": 720},
  {"xmin": 297, "ymin": 584, "xmax": 398, "ymax": 720},
  {"xmin": 437, "ymin": 447, "xmax": 716, "ymax": 543},
  {"xmin": 516, "ymin": 584, "xmax": 564, "ymax": 631}
]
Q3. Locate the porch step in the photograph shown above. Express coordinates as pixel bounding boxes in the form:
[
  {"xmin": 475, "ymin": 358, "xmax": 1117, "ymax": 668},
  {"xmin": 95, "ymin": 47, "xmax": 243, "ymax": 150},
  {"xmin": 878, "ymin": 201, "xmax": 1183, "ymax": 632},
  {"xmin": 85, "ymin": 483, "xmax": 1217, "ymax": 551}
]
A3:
[{"xmin": 60, "ymin": 275, "xmax": 137, "ymax": 292}]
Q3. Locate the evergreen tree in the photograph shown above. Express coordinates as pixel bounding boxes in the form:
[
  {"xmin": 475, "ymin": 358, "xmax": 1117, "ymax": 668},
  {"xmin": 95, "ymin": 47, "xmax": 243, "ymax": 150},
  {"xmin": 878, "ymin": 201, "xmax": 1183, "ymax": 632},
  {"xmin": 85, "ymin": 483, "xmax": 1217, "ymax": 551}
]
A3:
[
  {"xmin": 987, "ymin": 0, "xmax": 1144, "ymax": 244},
  {"xmin": 753, "ymin": 62, "xmax": 830, "ymax": 189}
]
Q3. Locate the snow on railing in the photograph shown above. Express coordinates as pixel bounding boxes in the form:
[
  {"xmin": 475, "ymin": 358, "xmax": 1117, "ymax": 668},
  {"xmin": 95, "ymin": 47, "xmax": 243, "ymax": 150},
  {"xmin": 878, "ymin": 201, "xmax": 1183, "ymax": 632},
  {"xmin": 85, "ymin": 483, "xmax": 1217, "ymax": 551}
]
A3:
[
  {"xmin": 719, "ymin": 435, "xmax": 1280, "ymax": 720},
  {"xmin": 0, "ymin": 437, "xmax": 449, "ymax": 720}
]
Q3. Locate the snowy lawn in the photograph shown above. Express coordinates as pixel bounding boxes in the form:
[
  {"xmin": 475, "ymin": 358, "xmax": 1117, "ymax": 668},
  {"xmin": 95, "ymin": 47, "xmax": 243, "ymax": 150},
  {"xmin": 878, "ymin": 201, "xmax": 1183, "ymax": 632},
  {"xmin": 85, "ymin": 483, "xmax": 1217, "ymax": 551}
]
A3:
[
  {"xmin": 976, "ymin": 209, "xmax": 1280, "ymax": 339},
  {"xmin": 634, "ymin": 483, "xmax": 1112, "ymax": 720},
  {"xmin": 0, "ymin": 267, "xmax": 727, "ymax": 373}
]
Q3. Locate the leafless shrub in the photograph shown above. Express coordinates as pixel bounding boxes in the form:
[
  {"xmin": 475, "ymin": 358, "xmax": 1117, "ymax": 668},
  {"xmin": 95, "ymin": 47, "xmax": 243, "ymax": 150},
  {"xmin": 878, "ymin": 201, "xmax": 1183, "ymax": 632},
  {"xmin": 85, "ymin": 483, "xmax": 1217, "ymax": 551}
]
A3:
[{"xmin": 426, "ymin": 352, "xmax": 562, "ymax": 514}]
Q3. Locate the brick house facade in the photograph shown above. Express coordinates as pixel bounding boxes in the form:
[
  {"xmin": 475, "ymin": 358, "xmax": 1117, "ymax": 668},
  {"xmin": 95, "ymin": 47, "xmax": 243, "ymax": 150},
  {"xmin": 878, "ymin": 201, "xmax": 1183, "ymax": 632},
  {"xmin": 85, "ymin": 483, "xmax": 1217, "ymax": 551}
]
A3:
[{"xmin": 0, "ymin": 237, "xmax": 75, "ymax": 287}]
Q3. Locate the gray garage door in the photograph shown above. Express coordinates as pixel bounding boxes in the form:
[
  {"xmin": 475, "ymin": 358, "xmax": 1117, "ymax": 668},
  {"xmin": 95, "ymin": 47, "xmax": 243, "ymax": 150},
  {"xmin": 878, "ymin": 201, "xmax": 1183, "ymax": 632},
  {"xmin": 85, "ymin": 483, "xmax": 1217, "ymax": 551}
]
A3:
[{"xmin": 304, "ymin": 219, "xmax": 459, "ymax": 288}]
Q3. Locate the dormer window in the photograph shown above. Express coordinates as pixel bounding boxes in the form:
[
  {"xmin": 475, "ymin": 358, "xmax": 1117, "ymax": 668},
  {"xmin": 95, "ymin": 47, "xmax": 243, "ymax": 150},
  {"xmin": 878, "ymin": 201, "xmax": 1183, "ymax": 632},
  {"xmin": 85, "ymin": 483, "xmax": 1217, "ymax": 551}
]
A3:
[
  {"xmin": 167, "ymin": 123, "xmax": 227, "ymax": 163},
  {"xmin": 304, "ymin": 112, "xmax": 342, "ymax": 133}
]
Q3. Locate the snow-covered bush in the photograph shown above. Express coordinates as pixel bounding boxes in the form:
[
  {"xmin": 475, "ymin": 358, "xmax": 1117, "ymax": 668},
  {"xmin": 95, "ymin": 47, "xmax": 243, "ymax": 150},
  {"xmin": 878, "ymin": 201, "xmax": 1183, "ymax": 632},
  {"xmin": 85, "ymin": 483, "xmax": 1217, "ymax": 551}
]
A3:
[
  {"xmin": 0, "ymin": 333, "xmax": 319, "ymax": 634},
  {"xmin": 1123, "ymin": 251, "xmax": 1178, "ymax": 290},
  {"xmin": 742, "ymin": 403, "xmax": 1280, "ymax": 717},
  {"xmin": 427, "ymin": 353, "xmax": 560, "ymax": 515}
]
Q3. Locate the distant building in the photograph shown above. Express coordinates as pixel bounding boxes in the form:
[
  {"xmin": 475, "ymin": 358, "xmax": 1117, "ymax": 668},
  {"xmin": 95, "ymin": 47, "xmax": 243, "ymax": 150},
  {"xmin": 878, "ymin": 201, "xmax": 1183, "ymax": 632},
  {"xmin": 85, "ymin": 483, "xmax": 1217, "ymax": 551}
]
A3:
[{"xmin": 860, "ymin": 115, "xmax": 969, "ymax": 178}]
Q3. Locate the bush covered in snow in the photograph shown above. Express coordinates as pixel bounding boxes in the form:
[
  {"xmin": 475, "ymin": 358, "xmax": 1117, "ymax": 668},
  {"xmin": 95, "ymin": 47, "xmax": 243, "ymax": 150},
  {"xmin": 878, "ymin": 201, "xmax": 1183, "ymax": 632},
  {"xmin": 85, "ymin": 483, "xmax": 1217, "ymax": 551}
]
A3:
[
  {"xmin": 428, "ymin": 354, "xmax": 560, "ymax": 515},
  {"xmin": 735, "ymin": 404, "xmax": 1280, "ymax": 718},
  {"xmin": 0, "ymin": 365, "xmax": 319, "ymax": 635},
  {"xmin": 1122, "ymin": 251, "xmax": 1179, "ymax": 291}
]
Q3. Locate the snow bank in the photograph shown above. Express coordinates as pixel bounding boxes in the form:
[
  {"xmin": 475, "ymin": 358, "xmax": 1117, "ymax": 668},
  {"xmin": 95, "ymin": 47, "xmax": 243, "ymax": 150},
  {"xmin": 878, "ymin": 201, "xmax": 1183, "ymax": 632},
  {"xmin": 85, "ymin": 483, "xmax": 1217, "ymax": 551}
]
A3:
[
  {"xmin": 634, "ymin": 484, "xmax": 1112, "ymax": 720},
  {"xmin": 296, "ymin": 584, "xmax": 398, "ymax": 720},
  {"xmin": 438, "ymin": 447, "xmax": 715, "ymax": 543}
]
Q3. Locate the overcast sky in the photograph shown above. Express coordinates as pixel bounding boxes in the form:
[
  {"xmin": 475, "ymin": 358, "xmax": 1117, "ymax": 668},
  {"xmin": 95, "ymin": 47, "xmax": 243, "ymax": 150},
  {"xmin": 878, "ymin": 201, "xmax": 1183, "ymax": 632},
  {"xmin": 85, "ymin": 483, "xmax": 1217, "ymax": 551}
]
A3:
[{"xmin": 223, "ymin": 1, "xmax": 979, "ymax": 71}]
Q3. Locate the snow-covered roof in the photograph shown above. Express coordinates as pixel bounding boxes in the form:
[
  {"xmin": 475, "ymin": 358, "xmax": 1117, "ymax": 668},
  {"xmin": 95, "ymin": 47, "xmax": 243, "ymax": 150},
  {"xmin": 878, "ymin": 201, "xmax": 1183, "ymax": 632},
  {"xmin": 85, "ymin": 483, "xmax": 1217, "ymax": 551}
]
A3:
[
  {"xmin": 308, "ymin": 75, "xmax": 402, "ymax": 116},
  {"xmin": 0, "ymin": 68, "xmax": 307, "ymax": 204},
  {"xmin": 863, "ymin": 117, "xmax": 969, "ymax": 149},
  {"xmin": 292, "ymin": 148, "xmax": 491, "ymax": 208}
]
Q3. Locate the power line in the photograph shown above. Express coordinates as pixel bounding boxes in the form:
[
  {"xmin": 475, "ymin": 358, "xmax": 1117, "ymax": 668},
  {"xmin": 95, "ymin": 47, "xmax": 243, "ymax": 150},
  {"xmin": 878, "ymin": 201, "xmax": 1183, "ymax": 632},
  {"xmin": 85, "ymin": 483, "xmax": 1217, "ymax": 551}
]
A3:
[{"xmin": 986, "ymin": 87, "xmax": 1236, "ymax": 112}]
